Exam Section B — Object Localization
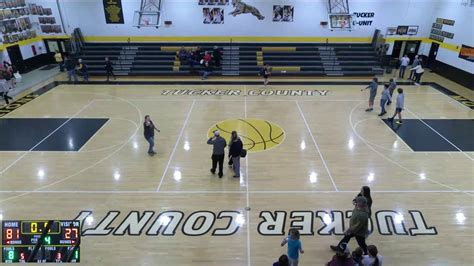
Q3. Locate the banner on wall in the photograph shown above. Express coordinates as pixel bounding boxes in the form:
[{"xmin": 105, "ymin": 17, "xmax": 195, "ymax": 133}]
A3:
[
  {"xmin": 273, "ymin": 5, "xmax": 294, "ymax": 22},
  {"xmin": 459, "ymin": 45, "xmax": 474, "ymax": 62},
  {"xmin": 103, "ymin": 0, "xmax": 124, "ymax": 24},
  {"xmin": 203, "ymin": 8, "xmax": 224, "ymax": 24}
]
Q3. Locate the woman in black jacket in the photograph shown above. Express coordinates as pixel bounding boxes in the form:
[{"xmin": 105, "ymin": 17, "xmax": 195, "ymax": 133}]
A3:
[
  {"xmin": 229, "ymin": 131, "xmax": 243, "ymax": 178},
  {"xmin": 354, "ymin": 186, "xmax": 373, "ymax": 217}
]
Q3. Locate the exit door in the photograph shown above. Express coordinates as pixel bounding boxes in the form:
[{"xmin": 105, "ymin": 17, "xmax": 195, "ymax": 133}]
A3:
[
  {"xmin": 427, "ymin": 42, "xmax": 440, "ymax": 69},
  {"xmin": 7, "ymin": 45, "xmax": 25, "ymax": 73}
]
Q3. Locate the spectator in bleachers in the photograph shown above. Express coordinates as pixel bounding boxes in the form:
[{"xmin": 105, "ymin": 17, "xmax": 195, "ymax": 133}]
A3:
[
  {"xmin": 212, "ymin": 46, "xmax": 222, "ymax": 67},
  {"xmin": 326, "ymin": 242, "xmax": 355, "ymax": 266},
  {"xmin": 195, "ymin": 46, "xmax": 204, "ymax": 60},
  {"xmin": 362, "ymin": 245, "xmax": 383, "ymax": 266},
  {"xmin": 273, "ymin": 254, "xmax": 289, "ymax": 266},
  {"xmin": 178, "ymin": 46, "xmax": 189, "ymax": 62},
  {"xmin": 203, "ymin": 51, "xmax": 212, "ymax": 65}
]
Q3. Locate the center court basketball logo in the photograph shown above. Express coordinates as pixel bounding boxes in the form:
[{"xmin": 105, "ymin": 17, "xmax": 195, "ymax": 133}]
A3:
[{"xmin": 207, "ymin": 118, "xmax": 285, "ymax": 152}]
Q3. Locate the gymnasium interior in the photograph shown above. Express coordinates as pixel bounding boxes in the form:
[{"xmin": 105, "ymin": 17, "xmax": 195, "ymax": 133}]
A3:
[{"xmin": 0, "ymin": 0, "xmax": 473, "ymax": 265}]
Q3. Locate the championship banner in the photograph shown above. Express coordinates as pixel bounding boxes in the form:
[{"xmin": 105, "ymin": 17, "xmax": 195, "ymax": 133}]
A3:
[{"xmin": 103, "ymin": 0, "xmax": 124, "ymax": 24}]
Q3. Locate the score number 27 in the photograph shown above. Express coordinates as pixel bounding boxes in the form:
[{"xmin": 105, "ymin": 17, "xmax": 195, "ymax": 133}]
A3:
[{"xmin": 64, "ymin": 228, "xmax": 79, "ymax": 239}]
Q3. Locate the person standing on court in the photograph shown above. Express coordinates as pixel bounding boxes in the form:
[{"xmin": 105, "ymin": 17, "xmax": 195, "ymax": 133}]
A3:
[
  {"xmin": 331, "ymin": 196, "xmax": 369, "ymax": 255},
  {"xmin": 386, "ymin": 78, "xmax": 397, "ymax": 105},
  {"xmin": 77, "ymin": 59, "xmax": 89, "ymax": 82},
  {"xmin": 361, "ymin": 77, "xmax": 378, "ymax": 112},
  {"xmin": 281, "ymin": 229, "xmax": 304, "ymax": 266},
  {"xmin": 398, "ymin": 55, "xmax": 410, "ymax": 79},
  {"xmin": 229, "ymin": 131, "xmax": 243, "ymax": 178},
  {"xmin": 105, "ymin": 57, "xmax": 115, "ymax": 82},
  {"xmin": 144, "ymin": 115, "xmax": 160, "ymax": 156},
  {"xmin": 411, "ymin": 63, "xmax": 425, "ymax": 85},
  {"xmin": 259, "ymin": 64, "xmax": 271, "ymax": 88},
  {"xmin": 378, "ymin": 84, "xmax": 391, "ymax": 116},
  {"xmin": 207, "ymin": 130, "xmax": 227, "ymax": 178},
  {"xmin": 409, "ymin": 55, "xmax": 420, "ymax": 80},
  {"xmin": 64, "ymin": 56, "xmax": 78, "ymax": 83},
  {"xmin": 389, "ymin": 88, "xmax": 405, "ymax": 124}
]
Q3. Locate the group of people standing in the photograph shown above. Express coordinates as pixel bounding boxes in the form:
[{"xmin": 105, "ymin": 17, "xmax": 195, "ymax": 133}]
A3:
[
  {"xmin": 274, "ymin": 186, "xmax": 383, "ymax": 266},
  {"xmin": 0, "ymin": 61, "xmax": 16, "ymax": 105},
  {"xmin": 207, "ymin": 130, "xmax": 244, "ymax": 178},
  {"xmin": 399, "ymin": 54, "xmax": 424, "ymax": 85},
  {"xmin": 362, "ymin": 77, "xmax": 405, "ymax": 124},
  {"xmin": 54, "ymin": 51, "xmax": 89, "ymax": 82}
]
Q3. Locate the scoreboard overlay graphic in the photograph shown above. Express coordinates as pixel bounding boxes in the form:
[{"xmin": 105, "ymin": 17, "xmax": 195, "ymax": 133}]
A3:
[{"xmin": 2, "ymin": 220, "xmax": 80, "ymax": 263}]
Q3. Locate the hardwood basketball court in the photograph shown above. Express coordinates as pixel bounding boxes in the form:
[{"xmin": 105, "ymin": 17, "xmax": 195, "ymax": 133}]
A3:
[{"xmin": 0, "ymin": 79, "xmax": 472, "ymax": 265}]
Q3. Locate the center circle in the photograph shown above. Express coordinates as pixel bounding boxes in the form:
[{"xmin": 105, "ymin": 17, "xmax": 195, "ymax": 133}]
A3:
[{"xmin": 207, "ymin": 118, "xmax": 285, "ymax": 152}]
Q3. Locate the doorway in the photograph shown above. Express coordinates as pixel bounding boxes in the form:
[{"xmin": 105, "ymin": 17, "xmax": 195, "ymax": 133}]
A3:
[
  {"xmin": 7, "ymin": 45, "xmax": 26, "ymax": 73},
  {"xmin": 391, "ymin": 40, "xmax": 421, "ymax": 61},
  {"xmin": 427, "ymin": 42, "xmax": 440, "ymax": 69}
]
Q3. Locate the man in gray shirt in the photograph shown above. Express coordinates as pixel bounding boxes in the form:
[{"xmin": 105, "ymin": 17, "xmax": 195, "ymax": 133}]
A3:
[
  {"xmin": 387, "ymin": 78, "xmax": 397, "ymax": 105},
  {"xmin": 207, "ymin": 130, "xmax": 227, "ymax": 178},
  {"xmin": 379, "ymin": 84, "xmax": 391, "ymax": 116},
  {"xmin": 409, "ymin": 55, "xmax": 420, "ymax": 80},
  {"xmin": 389, "ymin": 88, "xmax": 405, "ymax": 124},
  {"xmin": 361, "ymin": 77, "xmax": 378, "ymax": 112}
]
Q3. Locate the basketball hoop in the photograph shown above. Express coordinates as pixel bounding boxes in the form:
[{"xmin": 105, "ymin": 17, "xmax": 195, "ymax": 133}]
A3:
[
  {"xmin": 133, "ymin": 0, "xmax": 161, "ymax": 28},
  {"xmin": 133, "ymin": 11, "xmax": 160, "ymax": 28}
]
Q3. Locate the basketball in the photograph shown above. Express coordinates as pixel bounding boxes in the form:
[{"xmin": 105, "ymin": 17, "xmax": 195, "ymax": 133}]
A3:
[{"xmin": 207, "ymin": 118, "xmax": 285, "ymax": 152}]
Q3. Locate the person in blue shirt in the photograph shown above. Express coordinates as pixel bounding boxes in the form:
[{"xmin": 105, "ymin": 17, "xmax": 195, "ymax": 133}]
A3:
[
  {"xmin": 361, "ymin": 77, "xmax": 378, "ymax": 112},
  {"xmin": 388, "ymin": 88, "xmax": 405, "ymax": 124},
  {"xmin": 378, "ymin": 84, "xmax": 391, "ymax": 116},
  {"xmin": 281, "ymin": 229, "xmax": 304, "ymax": 266}
]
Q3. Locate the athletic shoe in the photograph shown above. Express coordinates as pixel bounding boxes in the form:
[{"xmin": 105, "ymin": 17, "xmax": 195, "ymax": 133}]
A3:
[
  {"xmin": 396, "ymin": 120, "xmax": 403, "ymax": 124},
  {"xmin": 414, "ymin": 83, "xmax": 420, "ymax": 86}
]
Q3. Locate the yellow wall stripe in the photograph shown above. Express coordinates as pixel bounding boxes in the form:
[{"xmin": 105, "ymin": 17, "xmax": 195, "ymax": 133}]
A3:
[
  {"xmin": 384, "ymin": 37, "xmax": 460, "ymax": 53},
  {"xmin": 0, "ymin": 35, "xmax": 69, "ymax": 50},
  {"xmin": 83, "ymin": 36, "xmax": 372, "ymax": 43}
]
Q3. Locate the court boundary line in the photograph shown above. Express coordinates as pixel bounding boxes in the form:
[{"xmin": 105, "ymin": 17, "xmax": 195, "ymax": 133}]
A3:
[
  {"xmin": 156, "ymin": 100, "xmax": 196, "ymax": 191},
  {"xmin": 295, "ymin": 100, "xmax": 339, "ymax": 191},
  {"xmin": 405, "ymin": 108, "xmax": 474, "ymax": 161},
  {"xmin": 0, "ymin": 190, "xmax": 472, "ymax": 194},
  {"xmin": 0, "ymin": 100, "xmax": 94, "ymax": 176},
  {"xmin": 243, "ymin": 85, "xmax": 251, "ymax": 266}
]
